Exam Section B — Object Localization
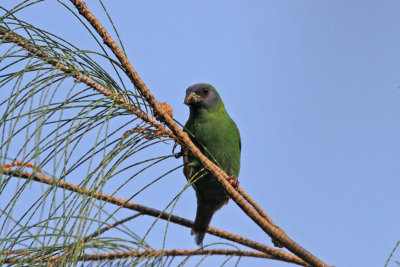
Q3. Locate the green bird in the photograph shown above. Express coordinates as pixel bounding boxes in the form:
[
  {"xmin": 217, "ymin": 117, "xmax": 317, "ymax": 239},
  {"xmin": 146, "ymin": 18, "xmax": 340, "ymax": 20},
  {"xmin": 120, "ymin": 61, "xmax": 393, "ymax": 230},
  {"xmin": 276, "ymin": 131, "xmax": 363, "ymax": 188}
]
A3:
[{"xmin": 183, "ymin": 83, "xmax": 241, "ymax": 245}]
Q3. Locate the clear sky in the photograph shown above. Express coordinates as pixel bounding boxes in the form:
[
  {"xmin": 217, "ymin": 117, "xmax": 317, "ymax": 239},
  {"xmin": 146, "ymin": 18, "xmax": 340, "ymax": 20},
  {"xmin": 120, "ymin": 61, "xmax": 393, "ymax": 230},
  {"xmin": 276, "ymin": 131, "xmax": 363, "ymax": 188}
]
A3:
[{"xmin": 2, "ymin": 1, "xmax": 400, "ymax": 266}]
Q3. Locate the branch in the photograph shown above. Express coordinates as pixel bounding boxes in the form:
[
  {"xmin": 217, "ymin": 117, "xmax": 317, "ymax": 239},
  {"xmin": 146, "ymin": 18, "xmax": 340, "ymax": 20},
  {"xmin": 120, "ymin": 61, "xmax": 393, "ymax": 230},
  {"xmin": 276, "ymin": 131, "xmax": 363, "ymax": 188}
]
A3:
[
  {"xmin": 3, "ymin": 249, "xmax": 286, "ymax": 264},
  {"xmin": 1, "ymin": 167, "xmax": 308, "ymax": 267},
  {"xmin": 67, "ymin": 1, "xmax": 330, "ymax": 266},
  {"xmin": 78, "ymin": 249, "xmax": 279, "ymax": 260}
]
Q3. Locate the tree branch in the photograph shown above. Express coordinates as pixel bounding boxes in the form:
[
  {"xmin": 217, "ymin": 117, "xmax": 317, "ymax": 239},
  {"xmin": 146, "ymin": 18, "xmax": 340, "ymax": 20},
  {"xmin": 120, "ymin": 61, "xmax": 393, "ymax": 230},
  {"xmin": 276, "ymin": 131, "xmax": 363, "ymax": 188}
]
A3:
[{"xmin": 3, "ymin": 249, "xmax": 289, "ymax": 264}]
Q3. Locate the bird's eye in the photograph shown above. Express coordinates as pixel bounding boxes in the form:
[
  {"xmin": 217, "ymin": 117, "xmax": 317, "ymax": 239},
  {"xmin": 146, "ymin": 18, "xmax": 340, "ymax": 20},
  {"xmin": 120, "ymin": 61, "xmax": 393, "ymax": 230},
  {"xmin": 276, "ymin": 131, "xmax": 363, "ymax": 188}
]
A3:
[{"xmin": 203, "ymin": 88, "xmax": 209, "ymax": 93}]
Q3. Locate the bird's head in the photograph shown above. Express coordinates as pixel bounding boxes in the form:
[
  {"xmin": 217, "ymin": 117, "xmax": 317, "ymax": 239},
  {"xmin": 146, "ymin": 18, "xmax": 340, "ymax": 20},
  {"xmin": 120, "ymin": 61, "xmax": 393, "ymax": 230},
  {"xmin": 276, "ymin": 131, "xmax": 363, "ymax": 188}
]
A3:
[{"xmin": 184, "ymin": 83, "xmax": 222, "ymax": 109}]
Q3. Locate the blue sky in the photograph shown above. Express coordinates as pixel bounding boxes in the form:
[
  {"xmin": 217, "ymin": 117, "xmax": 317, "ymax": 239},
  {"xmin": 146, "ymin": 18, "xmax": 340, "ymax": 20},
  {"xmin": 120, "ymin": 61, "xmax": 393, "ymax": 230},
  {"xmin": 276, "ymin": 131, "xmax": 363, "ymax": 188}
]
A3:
[{"xmin": 2, "ymin": 1, "xmax": 400, "ymax": 266}]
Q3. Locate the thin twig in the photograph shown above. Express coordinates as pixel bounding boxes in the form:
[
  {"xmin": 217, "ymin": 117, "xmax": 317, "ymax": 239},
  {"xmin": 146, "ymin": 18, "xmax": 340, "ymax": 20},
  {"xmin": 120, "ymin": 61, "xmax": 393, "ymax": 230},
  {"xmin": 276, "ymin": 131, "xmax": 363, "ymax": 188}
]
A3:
[
  {"xmin": 67, "ymin": 1, "xmax": 329, "ymax": 266},
  {"xmin": 85, "ymin": 213, "xmax": 143, "ymax": 241},
  {"xmin": 1, "ymin": 167, "xmax": 308, "ymax": 266}
]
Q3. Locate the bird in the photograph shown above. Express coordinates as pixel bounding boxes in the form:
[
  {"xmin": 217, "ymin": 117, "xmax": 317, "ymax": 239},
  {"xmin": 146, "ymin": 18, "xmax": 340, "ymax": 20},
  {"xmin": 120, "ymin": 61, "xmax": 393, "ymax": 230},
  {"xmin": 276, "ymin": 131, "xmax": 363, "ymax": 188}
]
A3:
[{"xmin": 183, "ymin": 83, "xmax": 241, "ymax": 245}]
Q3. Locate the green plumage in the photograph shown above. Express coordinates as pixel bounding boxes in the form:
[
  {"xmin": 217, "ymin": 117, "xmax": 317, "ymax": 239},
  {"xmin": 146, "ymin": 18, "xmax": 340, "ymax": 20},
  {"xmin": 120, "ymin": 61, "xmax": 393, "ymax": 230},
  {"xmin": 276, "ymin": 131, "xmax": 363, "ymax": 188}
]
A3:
[{"xmin": 183, "ymin": 83, "xmax": 241, "ymax": 245}]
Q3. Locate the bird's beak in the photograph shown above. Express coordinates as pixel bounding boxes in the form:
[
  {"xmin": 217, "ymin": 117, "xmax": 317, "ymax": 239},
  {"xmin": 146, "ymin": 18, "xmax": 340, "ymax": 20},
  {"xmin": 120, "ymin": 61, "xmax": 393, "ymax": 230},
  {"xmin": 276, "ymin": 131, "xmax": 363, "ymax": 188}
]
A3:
[
  {"xmin": 184, "ymin": 92, "xmax": 200, "ymax": 106},
  {"xmin": 184, "ymin": 96, "xmax": 191, "ymax": 105}
]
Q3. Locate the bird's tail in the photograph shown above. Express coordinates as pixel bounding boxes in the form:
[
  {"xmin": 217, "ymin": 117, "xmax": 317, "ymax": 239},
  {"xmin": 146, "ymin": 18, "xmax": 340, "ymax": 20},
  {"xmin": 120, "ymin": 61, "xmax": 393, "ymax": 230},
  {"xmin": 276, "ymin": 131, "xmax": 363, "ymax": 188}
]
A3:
[{"xmin": 191, "ymin": 201, "xmax": 220, "ymax": 246}]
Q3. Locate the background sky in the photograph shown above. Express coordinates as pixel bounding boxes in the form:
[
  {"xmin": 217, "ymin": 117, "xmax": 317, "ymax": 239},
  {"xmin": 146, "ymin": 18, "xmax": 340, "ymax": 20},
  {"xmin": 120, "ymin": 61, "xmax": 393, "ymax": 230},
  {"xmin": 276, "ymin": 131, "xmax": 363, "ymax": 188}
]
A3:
[{"xmin": 1, "ymin": 1, "xmax": 400, "ymax": 266}]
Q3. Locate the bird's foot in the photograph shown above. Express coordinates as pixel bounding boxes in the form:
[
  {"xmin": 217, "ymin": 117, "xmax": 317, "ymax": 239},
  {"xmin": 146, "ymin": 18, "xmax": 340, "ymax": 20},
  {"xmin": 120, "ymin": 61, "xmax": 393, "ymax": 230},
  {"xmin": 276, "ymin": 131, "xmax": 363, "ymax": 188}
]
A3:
[{"xmin": 226, "ymin": 176, "xmax": 239, "ymax": 189}]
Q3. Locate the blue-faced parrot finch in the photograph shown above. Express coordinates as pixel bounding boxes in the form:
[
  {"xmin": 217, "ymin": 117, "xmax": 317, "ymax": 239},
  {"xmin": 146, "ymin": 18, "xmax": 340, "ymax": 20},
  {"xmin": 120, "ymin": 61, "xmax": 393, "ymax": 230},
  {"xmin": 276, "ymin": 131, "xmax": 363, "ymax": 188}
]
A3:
[{"xmin": 183, "ymin": 83, "xmax": 241, "ymax": 245}]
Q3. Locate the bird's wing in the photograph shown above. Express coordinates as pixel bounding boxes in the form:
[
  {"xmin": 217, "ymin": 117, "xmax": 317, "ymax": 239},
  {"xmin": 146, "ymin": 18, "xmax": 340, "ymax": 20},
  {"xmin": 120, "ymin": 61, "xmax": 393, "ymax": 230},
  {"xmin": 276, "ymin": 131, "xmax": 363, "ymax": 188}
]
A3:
[{"xmin": 234, "ymin": 122, "xmax": 241, "ymax": 151}]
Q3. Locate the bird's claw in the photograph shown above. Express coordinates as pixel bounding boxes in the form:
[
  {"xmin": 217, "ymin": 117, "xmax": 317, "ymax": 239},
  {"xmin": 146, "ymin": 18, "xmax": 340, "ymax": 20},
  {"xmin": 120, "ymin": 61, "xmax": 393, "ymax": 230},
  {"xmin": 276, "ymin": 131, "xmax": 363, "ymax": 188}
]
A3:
[{"xmin": 226, "ymin": 176, "xmax": 239, "ymax": 189}]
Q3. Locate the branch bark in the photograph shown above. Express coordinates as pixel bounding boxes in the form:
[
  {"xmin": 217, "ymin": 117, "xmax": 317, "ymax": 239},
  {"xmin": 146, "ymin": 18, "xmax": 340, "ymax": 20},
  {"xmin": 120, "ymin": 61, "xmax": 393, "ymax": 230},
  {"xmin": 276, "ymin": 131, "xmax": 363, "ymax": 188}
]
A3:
[{"xmin": 3, "ymin": 249, "xmax": 288, "ymax": 264}]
